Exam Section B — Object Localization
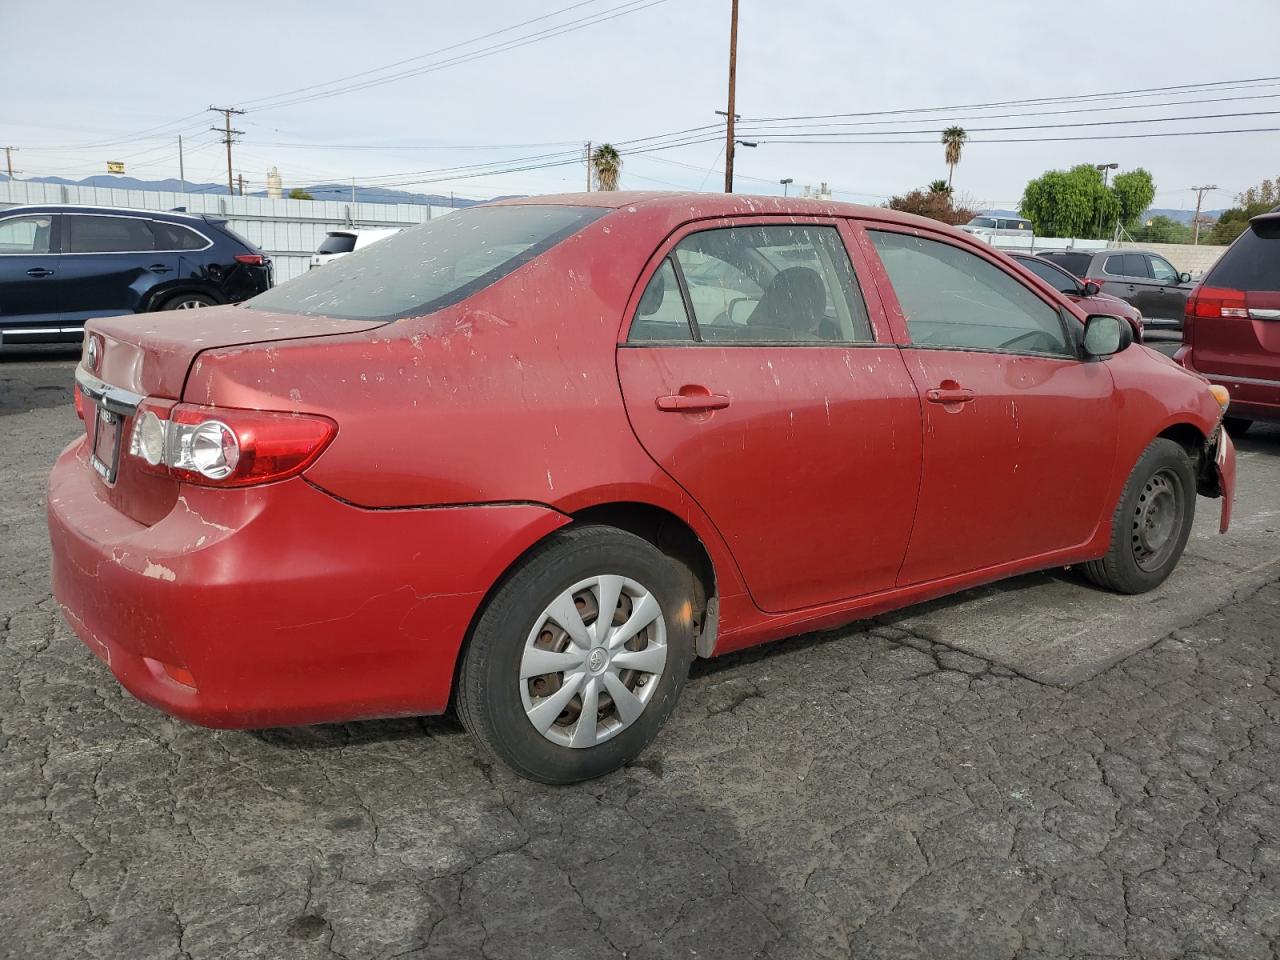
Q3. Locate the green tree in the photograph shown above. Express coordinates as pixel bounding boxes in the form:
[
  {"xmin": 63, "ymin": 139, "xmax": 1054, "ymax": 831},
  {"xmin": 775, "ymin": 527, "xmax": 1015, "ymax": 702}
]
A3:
[
  {"xmin": 1019, "ymin": 164, "xmax": 1154, "ymax": 239},
  {"xmin": 1133, "ymin": 215, "xmax": 1192, "ymax": 244},
  {"xmin": 941, "ymin": 126, "xmax": 967, "ymax": 188},
  {"xmin": 1110, "ymin": 168, "xmax": 1156, "ymax": 230},
  {"xmin": 928, "ymin": 179, "xmax": 951, "ymax": 195},
  {"xmin": 590, "ymin": 144, "xmax": 622, "ymax": 191},
  {"xmin": 288, "ymin": 187, "xmax": 314, "ymax": 200},
  {"xmin": 1209, "ymin": 174, "xmax": 1278, "ymax": 244}
]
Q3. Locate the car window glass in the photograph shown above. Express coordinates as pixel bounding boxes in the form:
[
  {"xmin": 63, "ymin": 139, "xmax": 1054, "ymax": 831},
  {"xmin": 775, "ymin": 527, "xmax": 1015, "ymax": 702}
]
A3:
[
  {"xmin": 1103, "ymin": 254, "xmax": 1126, "ymax": 276},
  {"xmin": 318, "ymin": 233, "xmax": 357, "ymax": 255},
  {"xmin": 148, "ymin": 220, "xmax": 207, "ymax": 251},
  {"xmin": 67, "ymin": 215, "xmax": 155, "ymax": 253},
  {"xmin": 672, "ymin": 224, "xmax": 872, "ymax": 343},
  {"xmin": 247, "ymin": 204, "xmax": 606, "ymax": 321},
  {"xmin": 0, "ymin": 215, "xmax": 53, "ymax": 254},
  {"xmin": 1123, "ymin": 254, "xmax": 1150, "ymax": 279},
  {"xmin": 870, "ymin": 231, "xmax": 1071, "ymax": 357},
  {"xmin": 628, "ymin": 259, "xmax": 695, "ymax": 342},
  {"xmin": 970, "ymin": 217, "xmax": 996, "ymax": 228},
  {"xmin": 1148, "ymin": 256, "xmax": 1177, "ymax": 282},
  {"xmin": 1205, "ymin": 220, "xmax": 1280, "ymax": 291},
  {"xmin": 1018, "ymin": 257, "xmax": 1078, "ymax": 295}
]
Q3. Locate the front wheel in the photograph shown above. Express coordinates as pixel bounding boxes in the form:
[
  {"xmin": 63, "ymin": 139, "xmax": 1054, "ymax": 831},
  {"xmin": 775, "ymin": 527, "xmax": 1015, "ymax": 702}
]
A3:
[
  {"xmin": 161, "ymin": 293, "xmax": 216, "ymax": 310},
  {"xmin": 456, "ymin": 525, "xmax": 695, "ymax": 784},
  {"xmin": 1083, "ymin": 438, "xmax": 1196, "ymax": 594}
]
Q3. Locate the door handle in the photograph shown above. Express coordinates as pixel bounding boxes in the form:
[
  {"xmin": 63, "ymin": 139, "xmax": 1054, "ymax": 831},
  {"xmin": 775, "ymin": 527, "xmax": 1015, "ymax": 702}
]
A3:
[
  {"xmin": 925, "ymin": 387, "xmax": 976, "ymax": 404},
  {"xmin": 656, "ymin": 393, "xmax": 731, "ymax": 412},
  {"xmin": 26, "ymin": 267, "xmax": 55, "ymax": 278},
  {"xmin": 147, "ymin": 264, "xmax": 173, "ymax": 273}
]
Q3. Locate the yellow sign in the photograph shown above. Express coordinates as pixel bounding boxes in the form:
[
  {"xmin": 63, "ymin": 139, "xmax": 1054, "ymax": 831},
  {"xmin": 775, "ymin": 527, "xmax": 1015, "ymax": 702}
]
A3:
[{"xmin": 106, "ymin": 161, "xmax": 125, "ymax": 174}]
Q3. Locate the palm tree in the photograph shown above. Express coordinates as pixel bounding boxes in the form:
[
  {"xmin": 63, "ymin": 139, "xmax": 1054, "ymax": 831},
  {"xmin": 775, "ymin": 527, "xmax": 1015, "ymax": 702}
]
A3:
[
  {"xmin": 941, "ymin": 126, "xmax": 967, "ymax": 189},
  {"xmin": 928, "ymin": 179, "xmax": 951, "ymax": 195},
  {"xmin": 591, "ymin": 143, "xmax": 622, "ymax": 191}
]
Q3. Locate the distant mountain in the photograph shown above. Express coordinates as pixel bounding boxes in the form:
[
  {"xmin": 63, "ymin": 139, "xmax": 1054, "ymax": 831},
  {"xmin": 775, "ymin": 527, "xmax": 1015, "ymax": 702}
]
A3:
[
  {"xmin": 1143, "ymin": 207, "xmax": 1229, "ymax": 225},
  {"xmin": 0, "ymin": 173, "xmax": 511, "ymax": 207}
]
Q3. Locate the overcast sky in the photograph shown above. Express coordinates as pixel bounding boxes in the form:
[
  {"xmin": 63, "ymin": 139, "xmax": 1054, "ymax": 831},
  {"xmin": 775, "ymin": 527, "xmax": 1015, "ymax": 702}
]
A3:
[{"xmin": 4, "ymin": 0, "xmax": 1278, "ymax": 212}]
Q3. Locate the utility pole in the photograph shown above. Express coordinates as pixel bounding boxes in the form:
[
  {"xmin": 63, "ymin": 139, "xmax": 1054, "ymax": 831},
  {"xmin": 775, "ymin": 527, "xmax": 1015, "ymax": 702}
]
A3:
[
  {"xmin": 178, "ymin": 135, "xmax": 186, "ymax": 193},
  {"xmin": 585, "ymin": 141, "xmax": 592, "ymax": 191},
  {"xmin": 209, "ymin": 105, "xmax": 245, "ymax": 196},
  {"xmin": 723, "ymin": 0, "xmax": 739, "ymax": 193},
  {"xmin": 1191, "ymin": 184, "xmax": 1218, "ymax": 245},
  {"xmin": 3, "ymin": 145, "xmax": 18, "ymax": 180},
  {"xmin": 237, "ymin": 173, "xmax": 245, "ymax": 197}
]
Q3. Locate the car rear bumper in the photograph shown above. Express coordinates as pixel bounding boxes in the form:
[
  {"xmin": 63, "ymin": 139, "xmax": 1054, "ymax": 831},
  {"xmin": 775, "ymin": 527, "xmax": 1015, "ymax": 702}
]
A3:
[
  {"xmin": 1175, "ymin": 347, "xmax": 1280, "ymax": 422},
  {"xmin": 48, "ymin": 439, "xmax": 568, "ymax": 728}
]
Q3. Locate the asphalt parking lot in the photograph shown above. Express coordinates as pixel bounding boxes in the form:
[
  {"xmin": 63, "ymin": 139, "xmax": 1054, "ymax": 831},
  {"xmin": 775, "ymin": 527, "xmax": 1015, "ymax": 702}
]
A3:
[{"xmin": 2, "ymin": 350, "xmax": 1279, "ymax": 960}]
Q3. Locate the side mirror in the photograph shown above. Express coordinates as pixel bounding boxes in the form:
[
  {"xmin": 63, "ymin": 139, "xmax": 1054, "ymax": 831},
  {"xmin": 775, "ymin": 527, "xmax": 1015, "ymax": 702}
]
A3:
[
  {"xmin": 1082, "ymin": 280, "xmax": 1101, "ymax": 296},
  {"xmin": 1178, "ymin": 271, "xmax": 1192, "ymax": 284},
  {"xmin": 1082, "ymin": 314, "xmax": 1133, "ymax": 359}
]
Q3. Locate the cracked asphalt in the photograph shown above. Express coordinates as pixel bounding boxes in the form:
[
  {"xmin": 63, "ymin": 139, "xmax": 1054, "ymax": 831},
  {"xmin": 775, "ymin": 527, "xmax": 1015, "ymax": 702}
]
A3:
[{"xmin": 2, "ymin": 352, "xmax": 1279, "ymax": 960}]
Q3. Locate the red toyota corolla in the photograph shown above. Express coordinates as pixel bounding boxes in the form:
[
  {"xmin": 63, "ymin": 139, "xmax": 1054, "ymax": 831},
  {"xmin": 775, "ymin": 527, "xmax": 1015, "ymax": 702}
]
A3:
[{"xmin": 49, "ymin": 193, "xmax": 1236, "ymax": 783}]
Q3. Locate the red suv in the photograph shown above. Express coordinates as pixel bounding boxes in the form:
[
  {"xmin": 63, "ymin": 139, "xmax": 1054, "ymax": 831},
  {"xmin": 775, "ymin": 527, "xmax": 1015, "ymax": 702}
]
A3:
[
  {"xmin": 1177, "ymin": 211, "xmax": 1280, "ymax": 433},
  {"xmin": 48, "ymin": 194, "xmax": 1235, "ymax": 783}
]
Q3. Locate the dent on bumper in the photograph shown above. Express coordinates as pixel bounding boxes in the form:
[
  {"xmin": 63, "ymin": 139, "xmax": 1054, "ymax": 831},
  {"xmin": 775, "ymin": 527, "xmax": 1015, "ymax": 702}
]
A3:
[{"xmin": 48, "ymin": 440, "xmax": 569, "ymax": 728}]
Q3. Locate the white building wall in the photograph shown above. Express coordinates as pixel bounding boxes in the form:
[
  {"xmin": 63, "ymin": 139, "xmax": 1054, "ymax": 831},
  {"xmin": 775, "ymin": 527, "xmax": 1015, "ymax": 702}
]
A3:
[{"xmin": 0, "ymin": 181, "xmax": 452, "ymax": 283}]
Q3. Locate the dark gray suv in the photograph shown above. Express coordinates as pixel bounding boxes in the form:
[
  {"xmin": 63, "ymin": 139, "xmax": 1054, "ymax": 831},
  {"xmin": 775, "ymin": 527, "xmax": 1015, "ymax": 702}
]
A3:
[{"xmin": 1038, "ymin": 248, "xmax": 1193, "ymax": 331}]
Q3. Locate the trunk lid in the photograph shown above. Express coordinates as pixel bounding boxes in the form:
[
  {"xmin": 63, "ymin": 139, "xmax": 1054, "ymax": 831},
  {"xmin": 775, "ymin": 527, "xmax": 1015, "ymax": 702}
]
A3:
[{"xmin": 88, "ymin": 304, "xmax": 386, "ymax": 399}]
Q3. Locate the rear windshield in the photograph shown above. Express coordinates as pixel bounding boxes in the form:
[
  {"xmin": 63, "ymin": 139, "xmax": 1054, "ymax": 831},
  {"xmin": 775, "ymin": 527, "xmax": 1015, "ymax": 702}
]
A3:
[
  {"xmin": 248, "ymin": 204, "xmax": 607, "ymax": 321},
  {"xmin": 1205, "ymin": 218, "xmax": 1280, "ymax": 292},
  {"xmin": 208, "ymin": 219, "xmax": 260, "ymax": 252},
  {"xmin": 1040, "ymin": 252, "xmax": 1092, "ymax": 278},
  {"xmin": 317, "ymin": 233, "xmax": 357, "ymax": 255}
]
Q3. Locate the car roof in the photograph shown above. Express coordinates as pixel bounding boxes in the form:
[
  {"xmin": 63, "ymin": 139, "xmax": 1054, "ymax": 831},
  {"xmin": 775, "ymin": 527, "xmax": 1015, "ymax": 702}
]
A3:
[
  {"xmin": 0, "ymin": 203, "xmax": 214, "ymax": 224},
  {"xmin": 490, "ymin": 190, "xmax": 972, "ymax": 234}
]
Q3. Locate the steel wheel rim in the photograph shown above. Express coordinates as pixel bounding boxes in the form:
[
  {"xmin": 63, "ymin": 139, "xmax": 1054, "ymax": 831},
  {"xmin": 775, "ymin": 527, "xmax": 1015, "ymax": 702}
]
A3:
[
  {"xmin": 519, "ymin": 575, "xmax": 667, "ymax": 749},
  {"xmin": 175, "ymin": 299, "xmax": 206, "ymax": 309},
  {"xmin": 1132, "ymin": 468, "xmax": 1182, "ymax": 572}
]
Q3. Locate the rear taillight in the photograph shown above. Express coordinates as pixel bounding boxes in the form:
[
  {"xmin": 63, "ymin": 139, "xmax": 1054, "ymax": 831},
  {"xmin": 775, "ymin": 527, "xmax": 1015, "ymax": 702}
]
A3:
[
  {"xmin": 1189, "ymin": 286, "xmax": 1249, "ymax": 319},
  {"xmin": 128, "ymin": 401, "xmax": 336, "ymax": 487},
  {"xmin": 234, "ymin": 253, "xmax": 265, "ymax": 266}
]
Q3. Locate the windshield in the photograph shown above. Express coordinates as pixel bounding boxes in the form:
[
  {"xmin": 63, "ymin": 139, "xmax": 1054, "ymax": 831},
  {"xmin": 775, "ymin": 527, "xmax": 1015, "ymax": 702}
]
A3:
[{"xmin": 249, "ymin": 204, "xmax": 607, "ymax": 321}]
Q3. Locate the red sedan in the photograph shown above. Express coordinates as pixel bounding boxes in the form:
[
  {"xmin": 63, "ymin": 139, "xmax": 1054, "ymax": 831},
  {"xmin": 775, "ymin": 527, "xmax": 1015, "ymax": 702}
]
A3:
[{"xmin": 49, "ymin": 194, "xmax": 1236, "ymax": 783}]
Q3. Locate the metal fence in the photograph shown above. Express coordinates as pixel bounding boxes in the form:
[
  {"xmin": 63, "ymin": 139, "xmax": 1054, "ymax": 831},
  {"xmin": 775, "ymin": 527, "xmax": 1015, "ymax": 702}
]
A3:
[{"xmin": 0, "ymin": 181, "xmax": 449, "ymax": 283}]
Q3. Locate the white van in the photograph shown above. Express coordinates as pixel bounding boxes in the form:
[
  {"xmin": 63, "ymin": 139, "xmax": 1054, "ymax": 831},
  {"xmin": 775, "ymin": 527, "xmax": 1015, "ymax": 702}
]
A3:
[{"xmin": 310, "ymin": 228, "xmax": 403, "ymax": 268}]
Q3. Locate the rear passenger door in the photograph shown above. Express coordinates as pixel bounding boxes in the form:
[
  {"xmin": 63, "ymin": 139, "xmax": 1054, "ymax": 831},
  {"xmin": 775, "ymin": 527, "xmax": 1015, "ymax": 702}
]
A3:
[
  {"xmin": 863, "ymin": 226, "xmax": 1117, "ymax": 584},
  {"xmin": 59, "ymin": 214, "xmax": 179, "ymax": 321},
  {"xmin": 1100, "ymin": 253, "xmax": 1157, "ymax": 319},
  {"xmin": 617, "ymin": 218, "xmax": 923, "ymax": 613}
]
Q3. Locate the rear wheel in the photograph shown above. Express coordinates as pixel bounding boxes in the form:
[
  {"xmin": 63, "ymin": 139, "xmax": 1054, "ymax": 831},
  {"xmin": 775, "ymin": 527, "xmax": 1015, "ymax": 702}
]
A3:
[
  {"xmin": 456, "ymin": 525, "xmax": 695, "ymax": 784},
  {"xmin": 1083, "ymin": 438, "xmax": 1196, "ymax": 594},
  {"xmin": 160, "ymin": 292, "xmax": 216, "ymax": 310},
  {"xmin": 1223, "ymin": 417, "xmax": 1253, "ymax": 437}
]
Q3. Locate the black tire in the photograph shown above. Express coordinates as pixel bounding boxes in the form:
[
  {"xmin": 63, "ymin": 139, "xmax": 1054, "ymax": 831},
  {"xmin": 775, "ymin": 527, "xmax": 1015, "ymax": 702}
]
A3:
[
  {"xmin": 159, "ymin": 292, "xmax": 217, "ymax": 310},
  {"xmin": 456, "ymin": 525, "xmax": 695, "ymax": 784},
  {"xmin": 1084, "ymin": 438, "xmax": 1196, "ymax": 594},
  {"xmin": 1223, "ymin": 417, "xmax": 1253, "ymax": 437}
]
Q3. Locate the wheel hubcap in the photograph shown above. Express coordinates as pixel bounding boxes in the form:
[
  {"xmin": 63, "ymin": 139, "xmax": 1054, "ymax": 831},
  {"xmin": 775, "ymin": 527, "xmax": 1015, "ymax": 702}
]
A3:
[
  {"xmin": 175, "ymin": 299, "xmax": 206, "ymax": 309},
  {"xmin": 519, "ymin": 575, "xmax": 667, "ymax": 749},
  {"xmin": 1132, "ymin": 469, "xmax": 1182, "ymax": 571}
]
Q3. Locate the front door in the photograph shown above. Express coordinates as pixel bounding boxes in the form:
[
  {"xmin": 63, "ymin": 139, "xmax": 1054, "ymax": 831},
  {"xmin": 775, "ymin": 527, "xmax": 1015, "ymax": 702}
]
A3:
[
  {"xmin": 618, "ymin": 218, "xmax": 923, "ymax": 613},
  {"xmin": 0, "ymin": 213, "xmax": 61, "ymax": 333},
  {"xmin": 864, "ymin": 227, "xmax": 1118, "ymax": 585}
]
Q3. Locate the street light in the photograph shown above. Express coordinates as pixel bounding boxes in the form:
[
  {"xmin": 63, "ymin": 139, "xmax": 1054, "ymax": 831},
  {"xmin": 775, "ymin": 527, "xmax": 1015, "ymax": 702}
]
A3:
[
  {"xmin": 735, "ymin": 140, "xmax": 758, "ymax": 148},
  {"xmin": 780, "ymin": 177, "xmax": 793, "ymax": 197},
  {"xmin": 1095, "ymin": 162, "xmax": 1119, "ymax": 238}
]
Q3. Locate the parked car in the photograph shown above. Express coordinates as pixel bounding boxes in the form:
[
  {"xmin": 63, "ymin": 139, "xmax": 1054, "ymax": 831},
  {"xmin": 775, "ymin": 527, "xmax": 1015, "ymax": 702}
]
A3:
[
  {"xmin": 1010, "ymin": 253, "xmax": 1144, "ymax": 342},
  {"xmin": 1038, "ymin": 248, "xmax": 1193, "ymax": 331},
  {"xmin": 310, "ymin": 227, "xmax": 402, "ymax": 269},
  {"xmin": 1176, "ymin": 210, "xmax": 1280, "ymax": 433},
  {"xmin": 0, "ymin": 204, "xmax": 272, "ymax": 348},
  {"xmin": 49, "ymin": 193, "xmax": 1235, "ymax": 784},
  {"xmin": 961, "ymin": 214, "xmax": 1033, "ymax": 242}
]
